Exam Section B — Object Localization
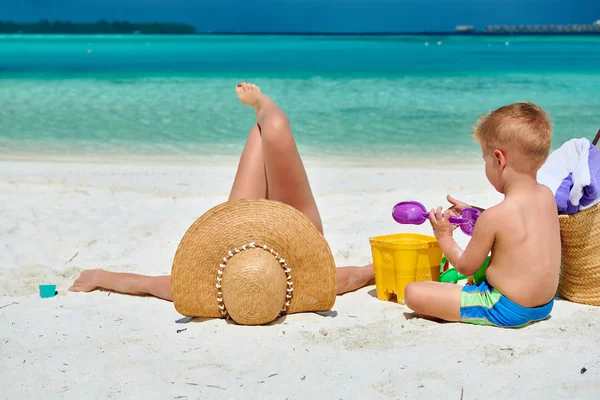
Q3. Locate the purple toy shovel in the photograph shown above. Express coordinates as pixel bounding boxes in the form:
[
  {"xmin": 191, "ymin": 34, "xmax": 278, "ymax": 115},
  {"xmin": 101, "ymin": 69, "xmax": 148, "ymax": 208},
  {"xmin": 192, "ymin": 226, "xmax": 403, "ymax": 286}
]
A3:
[{"xmin": 392, "ymin": 201, "xmax": 480, "ymax": 236}]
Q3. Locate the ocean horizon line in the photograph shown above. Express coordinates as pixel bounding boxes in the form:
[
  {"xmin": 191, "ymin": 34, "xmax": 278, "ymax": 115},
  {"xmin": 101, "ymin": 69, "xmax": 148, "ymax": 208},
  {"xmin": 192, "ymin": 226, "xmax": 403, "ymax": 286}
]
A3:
[{"xmin": 2, "ymin": 31, "xmax": 600, "ymax": 37}]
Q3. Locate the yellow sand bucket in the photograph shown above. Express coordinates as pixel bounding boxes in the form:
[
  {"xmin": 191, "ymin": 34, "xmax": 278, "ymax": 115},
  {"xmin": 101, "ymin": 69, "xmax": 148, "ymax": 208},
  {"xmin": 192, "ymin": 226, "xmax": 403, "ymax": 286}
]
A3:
[{"xmin": 369, "ymin": 233, "xmax": 442, "ymax": 303}]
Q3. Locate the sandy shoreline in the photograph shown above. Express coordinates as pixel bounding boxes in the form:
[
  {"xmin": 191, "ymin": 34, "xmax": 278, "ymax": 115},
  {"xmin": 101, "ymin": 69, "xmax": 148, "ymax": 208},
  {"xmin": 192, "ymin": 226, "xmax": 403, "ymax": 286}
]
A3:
[
  {"xmin": 0, "ymin": 147, "xmax": 484, "ymax": 169},
  {"xmin": 1, "ymin": 159, "xmax": 599, "ymax": 399}
]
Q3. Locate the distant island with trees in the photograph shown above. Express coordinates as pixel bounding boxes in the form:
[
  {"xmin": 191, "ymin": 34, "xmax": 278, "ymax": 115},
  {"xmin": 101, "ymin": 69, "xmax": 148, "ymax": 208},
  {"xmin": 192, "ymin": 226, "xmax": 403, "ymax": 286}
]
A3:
[{"xmin": 0, "ymin": 20, "xmax": 196, "ymax": 34}]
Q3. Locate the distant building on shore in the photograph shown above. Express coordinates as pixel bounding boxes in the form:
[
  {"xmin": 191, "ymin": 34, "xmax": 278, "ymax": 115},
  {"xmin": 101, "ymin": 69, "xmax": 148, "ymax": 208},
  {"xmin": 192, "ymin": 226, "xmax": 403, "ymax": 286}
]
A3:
[
  {"xmin": 485, "ymin": 21, "xmax": 600, "ymax": 34},
  {"xmin": 453, "ymin": 21, "xmax": 600, "ymax": 35},
  {"xmin": 455, "ymin": 25, "xmax": 475, "ymax": 33}
]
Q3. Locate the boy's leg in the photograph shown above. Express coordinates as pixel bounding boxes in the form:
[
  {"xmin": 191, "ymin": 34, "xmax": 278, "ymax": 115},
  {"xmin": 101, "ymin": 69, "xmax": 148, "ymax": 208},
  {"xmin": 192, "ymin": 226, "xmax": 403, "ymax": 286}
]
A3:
[
  {"xmin": 69, "ymin": 269, "xmax": 172, "ymax": 301},
  {"xmin": 404, "ymin": 281, "xmax": 462, "ymax": 322}
]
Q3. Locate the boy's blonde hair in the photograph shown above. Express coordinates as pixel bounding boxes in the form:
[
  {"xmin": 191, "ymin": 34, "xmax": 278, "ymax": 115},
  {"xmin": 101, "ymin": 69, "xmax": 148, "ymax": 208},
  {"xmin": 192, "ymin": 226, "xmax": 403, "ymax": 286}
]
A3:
[{"xmin": 472, "ymin": 102, "xmax": 552, "ymax": 171}]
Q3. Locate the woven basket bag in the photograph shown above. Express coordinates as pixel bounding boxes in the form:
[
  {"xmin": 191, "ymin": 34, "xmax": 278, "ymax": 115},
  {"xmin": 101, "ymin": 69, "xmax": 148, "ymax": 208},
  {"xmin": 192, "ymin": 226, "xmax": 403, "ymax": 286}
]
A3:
[{"xmin": 557, "ymin": 131, "xmax": 600, "ymax": 305}]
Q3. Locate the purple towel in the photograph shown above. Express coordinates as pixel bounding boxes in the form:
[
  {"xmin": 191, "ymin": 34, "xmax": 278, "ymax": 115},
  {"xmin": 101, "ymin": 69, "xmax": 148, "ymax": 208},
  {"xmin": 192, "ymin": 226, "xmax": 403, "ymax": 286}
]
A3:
[
  {"xmin": 581, "ymin": 142, "xmax": 600, "ymax": 207},
  {"xmin": 556, "ymin": 143, "xmax": 600, "ymax": 214},
  {"xmin": 556, "ymin": 174, "xmax": 578, "ymax": 214}
]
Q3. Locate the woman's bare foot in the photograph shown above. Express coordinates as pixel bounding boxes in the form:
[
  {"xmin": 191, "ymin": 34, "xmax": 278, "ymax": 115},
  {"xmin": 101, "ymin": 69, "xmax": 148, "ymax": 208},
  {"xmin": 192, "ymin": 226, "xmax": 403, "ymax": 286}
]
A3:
[
  {"xmin": 235, "ymin": 81, "xmax": 290, "ymax": 135},
  {"xmin": 235, "ymin": 82, "xmax": 263, "ymax": 109},
  {"xmin": 336, "ymin": 264, "xmax": 375, "ymax": 295},
  {"xmin": 69, "ymin": 269, "xmax": 104, "ymax": 292},
  {"xmin": 235, "ymin": 82, "xmax": 282, "ymax": 124}
]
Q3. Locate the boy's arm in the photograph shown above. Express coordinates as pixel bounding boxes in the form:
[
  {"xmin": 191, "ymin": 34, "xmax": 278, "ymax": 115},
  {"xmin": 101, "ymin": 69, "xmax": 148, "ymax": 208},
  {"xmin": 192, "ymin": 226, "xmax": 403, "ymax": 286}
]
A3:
[{"xmin": 431, "ymin": 209, "xmax": 496, "ymax": 276}]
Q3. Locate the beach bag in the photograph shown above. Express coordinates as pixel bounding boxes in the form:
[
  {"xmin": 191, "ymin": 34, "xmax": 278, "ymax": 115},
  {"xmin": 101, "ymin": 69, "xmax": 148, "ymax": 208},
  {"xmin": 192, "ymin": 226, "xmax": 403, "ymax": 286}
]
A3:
[{"xmin": 557, "ymin": 130, "xmax": 600, "ymax": 305}]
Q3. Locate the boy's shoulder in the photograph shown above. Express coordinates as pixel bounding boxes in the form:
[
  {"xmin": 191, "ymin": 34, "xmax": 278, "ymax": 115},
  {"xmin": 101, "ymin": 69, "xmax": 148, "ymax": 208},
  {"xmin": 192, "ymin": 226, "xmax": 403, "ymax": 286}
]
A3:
[
  {"xmin": 470, "ymin": 204, "xmax": 502, "ymax": 236},
  {"xmin": 516, "ymin": 183, "xmax": 555, "ymax": 209},
  {"xmin": 536, "ymin": 183, "xmax": 556, "ymax": 201},
  {"xmin": 474, "ymin": 202, "xmax": 514, "ymax": 234},
  {"xmin": 479, "ymin": 203, "xmax": 504, "ymax": 220},
  {"xmin": 485, "ymin": 183, "xmax": 555, "ymax": 221}
]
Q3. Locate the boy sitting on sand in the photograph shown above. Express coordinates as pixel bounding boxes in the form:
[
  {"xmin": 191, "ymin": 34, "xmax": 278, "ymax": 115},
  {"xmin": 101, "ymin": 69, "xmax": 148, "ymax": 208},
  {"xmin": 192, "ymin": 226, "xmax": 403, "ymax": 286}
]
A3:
[{"xmin": 404, "ymin": 102, "xmax": 561, "ymax": 328}]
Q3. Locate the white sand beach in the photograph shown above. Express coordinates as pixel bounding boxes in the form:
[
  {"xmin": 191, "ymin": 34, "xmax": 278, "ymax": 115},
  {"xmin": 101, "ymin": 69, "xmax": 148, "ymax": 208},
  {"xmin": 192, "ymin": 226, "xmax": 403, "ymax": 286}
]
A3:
[{"xmin": 1, "ymin": 159, "xmax": 599, "ymax": 399}]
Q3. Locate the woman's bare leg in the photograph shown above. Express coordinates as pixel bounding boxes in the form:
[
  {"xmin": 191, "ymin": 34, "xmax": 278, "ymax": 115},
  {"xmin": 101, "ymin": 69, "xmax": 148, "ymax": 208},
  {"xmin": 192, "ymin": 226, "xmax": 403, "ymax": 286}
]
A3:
[
  {"xmin": 69, "ymin": 269, "xmax": 172, "ymax": 301},
  {"xmin": 229, "ymin": 123, "xmax": 267, "ymax": 201},
  {"xmin": 336, "ymin": 264, "xmax": 376, "ymax": 295},
  {"xmin": 235, "ymin": 82, "xmax": 323, "ymax": 233},
  {"xmin": 235, "ymin": 83, "xmax": 372, "ymax": 293}
]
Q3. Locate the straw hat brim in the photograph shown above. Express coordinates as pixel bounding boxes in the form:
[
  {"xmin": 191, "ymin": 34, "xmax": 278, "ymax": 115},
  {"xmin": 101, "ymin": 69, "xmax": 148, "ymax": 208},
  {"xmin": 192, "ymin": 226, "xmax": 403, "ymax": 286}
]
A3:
[{"xmin": 171, "ymin": 199, "xmax": 337, "ymax": 319}]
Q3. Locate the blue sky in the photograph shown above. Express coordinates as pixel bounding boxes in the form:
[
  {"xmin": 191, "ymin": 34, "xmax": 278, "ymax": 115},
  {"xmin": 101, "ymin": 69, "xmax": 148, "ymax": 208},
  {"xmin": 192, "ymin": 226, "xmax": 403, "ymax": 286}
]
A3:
[{"xmin": 2, "ymin": 0, "xmax": 600, "ymax": 32}]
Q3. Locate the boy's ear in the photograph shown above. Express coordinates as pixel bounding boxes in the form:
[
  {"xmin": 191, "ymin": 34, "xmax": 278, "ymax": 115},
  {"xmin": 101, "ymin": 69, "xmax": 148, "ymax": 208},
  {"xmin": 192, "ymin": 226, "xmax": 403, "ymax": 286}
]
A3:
[{"xmin": 493, "ymin": 149, "xmax": 507, "ymax": 168}]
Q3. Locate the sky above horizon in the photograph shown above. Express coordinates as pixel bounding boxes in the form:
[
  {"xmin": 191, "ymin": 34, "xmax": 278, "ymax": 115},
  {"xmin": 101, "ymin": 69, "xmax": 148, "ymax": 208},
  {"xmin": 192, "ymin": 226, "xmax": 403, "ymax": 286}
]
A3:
[{"xmin": 2, "ymin": 0, "xmax": 600, "ymax": 32}]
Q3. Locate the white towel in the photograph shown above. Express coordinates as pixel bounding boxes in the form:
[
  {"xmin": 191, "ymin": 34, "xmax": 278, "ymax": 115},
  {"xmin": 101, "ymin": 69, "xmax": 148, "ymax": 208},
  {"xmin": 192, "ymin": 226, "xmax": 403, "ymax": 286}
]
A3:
[{"xmin": 537, "ymin": 138, "xmax": 591, "ymax": 207}]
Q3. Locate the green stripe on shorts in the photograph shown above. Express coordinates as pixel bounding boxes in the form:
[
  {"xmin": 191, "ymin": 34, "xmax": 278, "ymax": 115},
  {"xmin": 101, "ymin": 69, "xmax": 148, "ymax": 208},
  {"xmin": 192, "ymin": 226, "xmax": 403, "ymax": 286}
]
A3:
[
  {"xmin": 461, "ymin": 287, "xmax": 502, "ymax": 309},
  {"xmin": 461, "ymin": 317, "xmax": 496, "ymax": 326}
]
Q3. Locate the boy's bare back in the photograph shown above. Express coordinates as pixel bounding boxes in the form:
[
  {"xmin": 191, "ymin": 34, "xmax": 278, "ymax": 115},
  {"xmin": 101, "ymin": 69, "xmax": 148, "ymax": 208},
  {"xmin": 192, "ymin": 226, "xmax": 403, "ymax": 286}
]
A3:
[{"xmin": 484, "ymin": 183, "xmax": 561, "ymax": 307}]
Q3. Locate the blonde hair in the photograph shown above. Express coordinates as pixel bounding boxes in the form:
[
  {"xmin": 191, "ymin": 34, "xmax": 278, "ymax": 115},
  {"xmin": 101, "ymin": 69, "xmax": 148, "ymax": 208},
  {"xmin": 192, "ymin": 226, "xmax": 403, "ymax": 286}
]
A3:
[{"xmin": 472, "ymin": 102, "xmax": 552, "ymax": 171}]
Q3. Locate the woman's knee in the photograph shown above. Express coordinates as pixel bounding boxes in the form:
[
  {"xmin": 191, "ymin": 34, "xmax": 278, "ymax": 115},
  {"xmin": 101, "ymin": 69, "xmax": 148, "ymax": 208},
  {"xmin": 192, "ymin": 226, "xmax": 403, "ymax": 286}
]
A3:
[{"xmin": 260, "ymin": 113, "xmax": 290, "ymax": 134}]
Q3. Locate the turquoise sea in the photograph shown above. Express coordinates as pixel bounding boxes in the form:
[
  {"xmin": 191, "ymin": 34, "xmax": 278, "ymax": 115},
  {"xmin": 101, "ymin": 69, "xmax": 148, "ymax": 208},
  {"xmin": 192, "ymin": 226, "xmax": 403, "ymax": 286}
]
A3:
[{"xmin": 1, "ymin": 35, "xmax": 599, "ymax": 163}]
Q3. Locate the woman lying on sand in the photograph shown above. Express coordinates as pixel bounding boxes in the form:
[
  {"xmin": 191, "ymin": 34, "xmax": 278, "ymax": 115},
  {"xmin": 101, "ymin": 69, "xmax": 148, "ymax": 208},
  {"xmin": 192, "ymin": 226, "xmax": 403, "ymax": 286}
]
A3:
[{"xmin": 69, "ymin": 83, "xmax": 378, "ymax": 299}]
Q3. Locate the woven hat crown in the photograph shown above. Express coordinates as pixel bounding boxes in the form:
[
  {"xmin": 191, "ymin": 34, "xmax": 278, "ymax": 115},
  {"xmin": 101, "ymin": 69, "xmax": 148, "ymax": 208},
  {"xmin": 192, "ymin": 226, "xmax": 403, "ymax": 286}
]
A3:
[{"xmin": 222, "ymin": 248, "xmax": 287, "ymax": 325}]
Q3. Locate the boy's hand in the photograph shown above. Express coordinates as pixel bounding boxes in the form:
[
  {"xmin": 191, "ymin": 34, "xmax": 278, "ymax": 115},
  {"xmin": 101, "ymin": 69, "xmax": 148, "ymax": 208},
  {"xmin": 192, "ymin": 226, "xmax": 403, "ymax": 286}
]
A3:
[
  {"xmin": 447, "ymin": 195, "xmax": 471, "ymax": 232},
  {"xmin": 446, "ymin": 194, "xmax": 470, "ymax": 216},
  {"xmin": 429, "ymin": 206, "xmax": 453, "ymax": 240}
]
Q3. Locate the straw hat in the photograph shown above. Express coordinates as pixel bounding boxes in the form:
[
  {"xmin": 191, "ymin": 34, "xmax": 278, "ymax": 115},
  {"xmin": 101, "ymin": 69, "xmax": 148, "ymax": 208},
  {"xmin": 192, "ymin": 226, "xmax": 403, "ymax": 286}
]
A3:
[{"xmin": 171, "ymin": 199, "xmax": 337, "ymax": 325}]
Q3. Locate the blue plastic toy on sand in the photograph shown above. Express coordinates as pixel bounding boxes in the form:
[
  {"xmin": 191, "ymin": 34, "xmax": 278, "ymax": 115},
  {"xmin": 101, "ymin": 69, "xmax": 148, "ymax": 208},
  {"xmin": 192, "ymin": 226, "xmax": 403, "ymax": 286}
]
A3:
[{"xmin": 39, "ymin": 284, "xmax": 57, "ymax": 298}]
